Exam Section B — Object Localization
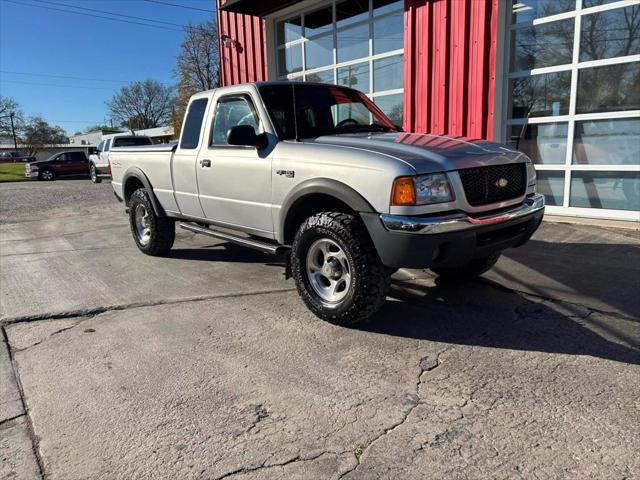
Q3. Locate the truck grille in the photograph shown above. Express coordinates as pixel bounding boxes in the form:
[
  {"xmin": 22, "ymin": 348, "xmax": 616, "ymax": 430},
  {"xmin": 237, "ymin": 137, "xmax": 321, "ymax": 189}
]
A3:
[{"xmin": 458, "ymin": 164, "xmax": 526, "ymax": 206}]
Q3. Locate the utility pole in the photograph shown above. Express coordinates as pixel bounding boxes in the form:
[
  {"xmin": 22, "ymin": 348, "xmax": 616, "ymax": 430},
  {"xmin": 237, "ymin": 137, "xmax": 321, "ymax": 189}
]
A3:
[{"xmin": 9, "ymin": 112, "xmax": 18, "ymax": 151}]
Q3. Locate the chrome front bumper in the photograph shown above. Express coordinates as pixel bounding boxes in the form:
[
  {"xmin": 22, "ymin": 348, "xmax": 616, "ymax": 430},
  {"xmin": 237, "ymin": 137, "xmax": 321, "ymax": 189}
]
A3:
[{"xmin": 381, "ymin": 194, "xmax": 545, "ymax": 235}]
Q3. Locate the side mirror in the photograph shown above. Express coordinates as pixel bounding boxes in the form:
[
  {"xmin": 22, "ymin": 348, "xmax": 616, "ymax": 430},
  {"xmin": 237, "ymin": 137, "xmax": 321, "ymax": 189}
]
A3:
[{"xmin": 227, "ymin": 125, "xmax": 267, "ymax": 149}]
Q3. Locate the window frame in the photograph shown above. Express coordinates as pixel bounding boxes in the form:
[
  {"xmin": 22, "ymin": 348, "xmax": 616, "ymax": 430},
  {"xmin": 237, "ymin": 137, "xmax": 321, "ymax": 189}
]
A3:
[
  {"xmin": 501, "ymin": 0, "xmax": 640, "ymax": 221},
  {"xmin": 270, "ymin": 0, "xmax": 404, "ymax": 124},
  {"xmin": 208, "ymin": 93, "xmax": 263, "ymax": 149}
]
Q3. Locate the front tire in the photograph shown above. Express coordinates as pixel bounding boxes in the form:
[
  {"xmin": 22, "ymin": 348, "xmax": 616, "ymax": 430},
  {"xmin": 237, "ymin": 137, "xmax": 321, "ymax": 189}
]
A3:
[
  {"xmin": 431, "ymin": 252, "xmax": 501, "ymax": 281},
  {"xmin": 38, "ymin": 169, "xmax": 55, "ymax": 181},
  {"xmin": 291, "ymin": 212, "xmax": 390, "ymax": 326},
  {"xmin": 90, "ymin": 163, "xmax": 101, "ymax": 183},
  {"xmin": 128, "ymin": 188, "xmax": 175, "ymax": 256}
]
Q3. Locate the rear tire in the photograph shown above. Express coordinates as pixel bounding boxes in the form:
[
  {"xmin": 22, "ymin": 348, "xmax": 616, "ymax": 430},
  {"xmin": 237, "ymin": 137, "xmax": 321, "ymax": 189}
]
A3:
[
  {"xmin": 38, "ymin": 169, "xmax": 55, "ymax": 181},
  {"xmin": 291, "ymin": 212, "xmax": 390, "ymax": 326},
  {"xmin": 128, "ymin": 188, "xmax": 175, "ymax": 256},
  {"xmin": 90, "ymin": 163, "xmax": 101, "ymax": 183},
  {"xmin": 431, "ymin": 253, "xmax": 501, "ymax": 281}
]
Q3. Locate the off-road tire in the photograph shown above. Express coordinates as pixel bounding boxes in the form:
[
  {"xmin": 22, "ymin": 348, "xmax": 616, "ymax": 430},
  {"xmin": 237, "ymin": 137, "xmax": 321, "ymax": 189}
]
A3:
[
  {"xmin": 291, "ymin": 212, "xmax": 390, "ymax": 326},
  {"xmin": 431, "ymin": 252, "xmax": 501, "ymax": 281},
  {"xmin": 128, "ymin": 188, "xmax": 175, "ymax": 256},
  {"xmin": 90, "ymin": 163, "xmax": 101, "ymax": 183},
  {"xmin": 38, "ymin": 169, "xmax": 55, "ymax": 181}
]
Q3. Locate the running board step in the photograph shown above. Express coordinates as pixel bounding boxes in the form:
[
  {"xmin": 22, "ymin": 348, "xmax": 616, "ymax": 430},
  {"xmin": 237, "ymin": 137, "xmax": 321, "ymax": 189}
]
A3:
[{"xmin": 178, "ymin": 222, "xmax": 289, "ymax": 255}]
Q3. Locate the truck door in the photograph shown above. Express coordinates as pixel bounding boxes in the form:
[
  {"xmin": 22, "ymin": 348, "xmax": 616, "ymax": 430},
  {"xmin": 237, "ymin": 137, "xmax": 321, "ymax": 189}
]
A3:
[
  {"xmin": 196, "ymin": 93, "xmax": 273, "ymax": 236},
  {"xmin": 172, "ymin": 97, "xmax": 209, "ymax": 218}
]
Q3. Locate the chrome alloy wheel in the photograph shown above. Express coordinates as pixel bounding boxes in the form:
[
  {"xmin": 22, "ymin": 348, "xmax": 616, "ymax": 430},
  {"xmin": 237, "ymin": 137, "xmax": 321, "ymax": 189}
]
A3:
[
  {"xmin": 41, "ymin": 170, "xmax": 53, "ymax": 180},
  {"xmin": 134, "ymin": 204, "xmax": 151, "ymax": 246},
  {"xmin": 90, "ymin": 164, "xmax": 97, "ymax": 182},
  {"xmin": 306, "ymin": 238, "xmax": 352, "ymax": 303}
]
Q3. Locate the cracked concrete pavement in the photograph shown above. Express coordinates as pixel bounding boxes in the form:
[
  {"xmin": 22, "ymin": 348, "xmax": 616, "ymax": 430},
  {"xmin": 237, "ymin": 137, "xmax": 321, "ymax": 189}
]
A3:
[{"xmin": 1, "ymin": 180, "xmax": 639, "ymax": 479}]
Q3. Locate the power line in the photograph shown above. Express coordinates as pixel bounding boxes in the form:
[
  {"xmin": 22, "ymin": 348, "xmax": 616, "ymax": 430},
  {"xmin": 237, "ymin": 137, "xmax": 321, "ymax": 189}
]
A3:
[
  {"xmin": 0, "ymin": 79, "xmax": 114, "ymax": 90},
  {"xmin": 31, "ymin": 0, "xmax": 186, "ymax": 28},
  {"xmin": 143, "ymin": 0, "xmax": 214, "ymax": 14},
  {"xmin": 2, "ymin": 0, "xmax": 184, "ymax": 32},
  {"xmin": 0, "ymin": 70, "xmax": 132, "ymax": 84}
]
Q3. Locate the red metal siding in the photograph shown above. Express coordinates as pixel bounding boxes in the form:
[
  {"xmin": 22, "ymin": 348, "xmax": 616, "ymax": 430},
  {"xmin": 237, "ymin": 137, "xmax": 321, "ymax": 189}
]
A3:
[
  {"xmin": 217, "ymin": 1, "xmax": 267, "ymax": 86},
  {"xmin": 403, "ymin": 0, "xmax": 498, "ymax": 140}
]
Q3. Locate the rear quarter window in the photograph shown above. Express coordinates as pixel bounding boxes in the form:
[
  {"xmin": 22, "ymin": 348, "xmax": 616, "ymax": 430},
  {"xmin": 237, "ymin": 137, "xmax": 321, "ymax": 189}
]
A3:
[
  {"xmin": 113, "ymin": 137, "xmax": 153, "ymax": 147},
  {"xmin": 180, "ymin": 98, "xmax": 208, "ymax": 149}
]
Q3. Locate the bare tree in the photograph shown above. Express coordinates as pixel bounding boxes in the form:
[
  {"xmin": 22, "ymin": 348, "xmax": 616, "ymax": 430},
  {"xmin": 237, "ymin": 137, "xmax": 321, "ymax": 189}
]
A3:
[
  {"xmin": 107, "ymin": 80, "xmax": 175, "ymax": 130},
  {"xmin": 173, "ymin": 21, "xmax": 219, "ymax": 136},
  {"xmin": 0, "ymin": 96, "xmax": 25, "ymax": 143},
  {"xmin": 21, "ymin": 117, "xmax": 68, "ymax": 155}
]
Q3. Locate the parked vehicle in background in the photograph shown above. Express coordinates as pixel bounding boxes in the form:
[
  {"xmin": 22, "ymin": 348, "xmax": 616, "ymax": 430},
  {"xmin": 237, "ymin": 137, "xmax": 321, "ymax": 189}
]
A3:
[
  {"xmin": 89, "ymin": 135, "xmax": 153, "ymax": 183},
  {"xmin": 0, "ymin": 151, "xmax": 36, "ymax": 163},
  {"xmin": 25, "ymin": 151, "xmax": 89, "ymax": 181},
  {"xmin": 109, "ymin": 82, "xmax": 544, "ymax": 325}
]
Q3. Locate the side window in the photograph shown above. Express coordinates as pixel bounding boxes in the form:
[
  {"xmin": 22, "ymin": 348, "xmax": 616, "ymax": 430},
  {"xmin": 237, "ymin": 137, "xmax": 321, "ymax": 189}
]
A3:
[
  {"xmin": 58, "ymin": 153, "xmax": 70, "ymax": 162},
  {"xmin": 210, "ymin": 96, "xmax": 260, "ymax": 146},
  {"xmin": 71, "ymin": 152, "xmax": 86, "ymax": 161},
  {"xmin": 97, "ymin": 141, "xmax": 104, "ymax": 152},
  {"xmin": 104, "ymin": 140, "xmax": 111, "ymax": 152},
  {"xmin": 180, "ymin": 98, "xmax": 208, "ymax": 149}
]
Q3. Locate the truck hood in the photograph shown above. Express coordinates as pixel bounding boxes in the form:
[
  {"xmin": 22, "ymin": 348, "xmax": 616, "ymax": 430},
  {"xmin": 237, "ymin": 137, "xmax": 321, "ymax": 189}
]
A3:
[{"xmin": 308, "ymin": 132, "xmax": 527, "ymax": 173}]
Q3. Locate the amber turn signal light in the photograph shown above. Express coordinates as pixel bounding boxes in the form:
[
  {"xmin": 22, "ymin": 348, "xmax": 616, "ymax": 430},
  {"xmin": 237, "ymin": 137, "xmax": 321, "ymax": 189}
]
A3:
[{"xmin": 391, "ymin": 177, "xmax": 416, "ymax": 206}]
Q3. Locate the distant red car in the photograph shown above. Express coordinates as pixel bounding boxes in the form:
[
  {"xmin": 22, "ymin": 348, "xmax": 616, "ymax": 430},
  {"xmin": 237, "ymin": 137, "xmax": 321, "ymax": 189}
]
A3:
[
  {"xmin": 25, "ymin": 151, "xmax": 89, "ymax": 181},
  {"xmin": 0, "ymin": 151, "xmax": 36, "ymax": 163}
]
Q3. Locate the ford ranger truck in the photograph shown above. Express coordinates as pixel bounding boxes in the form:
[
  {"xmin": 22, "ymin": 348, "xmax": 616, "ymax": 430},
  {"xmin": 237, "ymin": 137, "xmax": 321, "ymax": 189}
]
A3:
[{"xmin": 109, "ymin": 82, "xmax": 544, "ymax": 325}]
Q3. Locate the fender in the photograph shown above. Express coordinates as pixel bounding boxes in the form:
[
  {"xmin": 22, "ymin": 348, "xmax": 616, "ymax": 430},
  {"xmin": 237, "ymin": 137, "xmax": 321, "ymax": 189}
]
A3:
[
  {"xmin": 278, "ymin": 178, "xmax": 375, "ymax": 243},
  {"xmin": 122, "ymin": 167, "xmax": 166, "ymax": 217}
]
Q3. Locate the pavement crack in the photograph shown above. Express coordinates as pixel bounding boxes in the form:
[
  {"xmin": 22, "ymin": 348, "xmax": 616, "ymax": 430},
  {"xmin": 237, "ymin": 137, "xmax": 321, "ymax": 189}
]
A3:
[
  {"xmin": 0, "ymin": 287, "xmax": 297, "ymax": 325},
  {"xmin": 213, "ymin": 451, "xmax": 339, "ymax": 480},
  {"xmin": 0, "ymin": 413, "xmax": 26, "ymax": 429}
]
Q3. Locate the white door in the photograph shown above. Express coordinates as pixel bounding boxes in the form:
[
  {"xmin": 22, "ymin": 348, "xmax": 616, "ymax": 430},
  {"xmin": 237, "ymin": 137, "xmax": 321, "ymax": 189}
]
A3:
[{"xmin": 196, "ymin": 93, "xmax": 273, "ymax": 236}]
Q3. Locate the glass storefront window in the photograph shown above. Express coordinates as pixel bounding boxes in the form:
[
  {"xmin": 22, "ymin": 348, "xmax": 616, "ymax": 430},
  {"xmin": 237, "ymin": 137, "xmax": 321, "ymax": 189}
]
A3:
[
  {"xmin": 507, "ymin": 123, "xmax": 568, "ymax": 164},
  {"xmin": 576, "ymin": 62, "xmax": 640, "ymax": 114},
  {"xmin": 306, "ymin": 69, "xmax": 335, "ymax": 84},
  {"xmin": 537, "ymin": 171, "xmax": 565, "ymax": 206},
  {"xmin": 337, "ymin": 23, "xmax": 369, "ymax": 63},
  {"xmin": 373, "ymin": 0, "xmax": 403, "ymax": 16},
  {"xmin": 570, "ymin": 172, "xmax": 640, "ymax": 211},
  {"xmin": 305, "ymin": 33, "xmax": 333, "ymax": 69},
  {"xmin": 573, "ymin": 119, "xmax": 640, "ymax": 165},
  {"xmin": 374, "ymin": 55, "xmax": 403, "ymax": 91},
  {"xmin": 278, "ymin": 44, "xmax": 302, "ymax": 75},
  {"xmin": 304, "ymin": 6, "xmax": 332, "ymax": 37},
  {"xmin": 510, "ymin": 18, "xmax": 574, "ymax": 71},
  {"xmin": 336, "ymin": 0, "xmax": 368, "ymax": 27},
  {"xmin": 511, "ymin": 0, "xmax": 574, "ymax": 23},
  {"xmin": 277, "ymin": 17, "xmax": 301, "ymax": 45},
  {"xmin": 509, "ymin": 71, "xmax": 571, "ymax": 118},
  {"xmin": 338, "ymin": 62, "xmax": 370, "ymax": 92},
  {"xmin": 373, "ymin": 10, "xmax": 403, "ymax": 54},
  {"xmin": 373, "ymin": 93, "xmax": 403, "ymax": 125},
  {"xmin": 580, "ymin": 6, "xmax": 640, "ymax": 61}
]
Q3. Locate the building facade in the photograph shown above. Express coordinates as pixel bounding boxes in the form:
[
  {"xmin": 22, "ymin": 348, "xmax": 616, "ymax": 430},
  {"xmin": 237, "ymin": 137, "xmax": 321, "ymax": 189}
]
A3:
[{"xmin": 217, "ymin": 0, "xmax": 639, "ymax": 221}]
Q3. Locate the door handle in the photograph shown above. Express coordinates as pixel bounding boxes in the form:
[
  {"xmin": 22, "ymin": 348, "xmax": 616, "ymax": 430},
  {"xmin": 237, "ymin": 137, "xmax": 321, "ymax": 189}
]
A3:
[{"xmin": 200, "ymin": 159, "xmax": 211, "ymax": 168}]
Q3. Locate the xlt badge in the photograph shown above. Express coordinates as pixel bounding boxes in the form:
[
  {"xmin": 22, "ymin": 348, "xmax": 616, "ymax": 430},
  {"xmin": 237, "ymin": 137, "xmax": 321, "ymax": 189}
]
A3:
[{"xmin": 276, "ymin": 170, "xmax": 295, "ymax": 178}]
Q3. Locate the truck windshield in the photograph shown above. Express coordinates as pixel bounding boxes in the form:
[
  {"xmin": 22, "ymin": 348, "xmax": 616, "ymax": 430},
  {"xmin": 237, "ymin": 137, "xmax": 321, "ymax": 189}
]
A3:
[{"xmin": 259, "ymin": 84, "xmax": 399, "ymax": 140}]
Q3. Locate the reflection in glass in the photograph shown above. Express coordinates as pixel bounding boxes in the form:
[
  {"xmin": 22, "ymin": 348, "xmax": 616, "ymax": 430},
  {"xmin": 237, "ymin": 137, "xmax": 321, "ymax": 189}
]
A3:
[
  {"xmin": 374, "ymin": 93, "xmax": 403, "ymax": 125},
  {"xmin": 337, "ymin": 23, "xmax": 369, "ymax": 62},
  {"xmin": 277, "ymin": 17, "xmax": 302, "ymax": 45},
  {"xmin": 278, "ymin": 44, "xmax": 302, "ymax": 75},
  {"xmin": 570, "ymin": 172, "xmax": 640, "ymax": 211},
  {"xmin": 304, "ymin": 6, "xmax": 333, "ymax": 37},
  {"xmin": 536, "ymin": 171, "xmax": 565, "ymax": 206},
  {"xmin": 306, "ymin": 69, "xmax": 335, "ymax": 84},
  {"xmin": 509, "ymin": 71, "xmax": 571, "ymax": 118},
  {"xmin": 336, "ymin": 0, "xmax": 369, "ymax": 27},
  {"xmin": 511, "ymin": 0, "xmax": 574, "ymax": 23},
  {"xmin": 576, "ymin": 63, "xmax": 640, "ymax": 114},
  {"xmin": 373, "ymin": 10, "xmax": 403, "ymax": 54},
  {"xmin": 373, "ymin": 0, "xmax": 403, "ymax": 16},
  {"xmin": 584, "ymin": 0, "xmax": 625, "ymax": 7},
  {"xmin": 507, "ymin": 123, "xmax": 568, "ymax": 164},
  {"xmin": 305, "ymin": 33, "xmax": 334, "ymax": 69},
  {"xmin": 580, "ymin": 6, "xmax": 640, "ymax": 61},
  {"xmin": 573, "ymin": 119, "xmax": 640, "ymax": 165},
  {"xmin": 338, "ymin": 62, "xmax": 370, "ymax": 92},
  {"xmin": 373, "ymin": 55, "xmax": 403, "ymax": 91},
  {"xmin": 510, "ymin": 19, "xmax": 573, "ymax": 71}
]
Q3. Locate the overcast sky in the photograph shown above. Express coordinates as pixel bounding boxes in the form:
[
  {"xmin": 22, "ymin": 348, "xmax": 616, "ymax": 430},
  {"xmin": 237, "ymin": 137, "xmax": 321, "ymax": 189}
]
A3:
[{"xmin": 0, "ymin": 0, "xmax": 215, "ymax": 134}]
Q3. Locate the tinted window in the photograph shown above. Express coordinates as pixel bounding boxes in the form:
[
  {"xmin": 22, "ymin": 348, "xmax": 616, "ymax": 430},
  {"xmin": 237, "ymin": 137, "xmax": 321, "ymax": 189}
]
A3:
[
  {"xmin": 104, "ymin": 140, "xmax": 111, "ymax": 151},
  {"xmin": 259, "ymin": 85, "xmax": 296, "ymax": 139},
  {"xmin": 210, "ymin": 96, "xmax": 260, "ymax": 145},
  {"xmin": 113, "ymin": 137, "xmax": 152, "ymax": 147},
  {"xmin": 70, "ymin": 152, "xmax": 86, "ymax": 161},
  {"xmin": 180, "ymin": 98, "xmax": 208, "ymax": 149}
]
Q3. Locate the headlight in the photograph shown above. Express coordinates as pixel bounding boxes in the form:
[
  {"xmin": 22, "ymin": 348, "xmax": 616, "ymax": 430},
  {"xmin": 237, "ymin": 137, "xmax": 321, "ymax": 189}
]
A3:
[
  {"xmin": 526, "ymin": 161, "xmax": 537, "ymax": 186},
  {"xmin": 391, "ymin": 173, "xmax": 454, "ymax": 206}
]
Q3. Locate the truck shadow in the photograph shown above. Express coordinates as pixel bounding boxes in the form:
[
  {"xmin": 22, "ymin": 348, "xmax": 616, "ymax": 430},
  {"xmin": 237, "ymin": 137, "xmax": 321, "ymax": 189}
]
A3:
[
  {"xmin": 168, "ymin": 243, "xmax": 286, "ymax": 266},
  {"xmin": 361, "ymin": 278, "xmax": 640, "ymax": 366}
]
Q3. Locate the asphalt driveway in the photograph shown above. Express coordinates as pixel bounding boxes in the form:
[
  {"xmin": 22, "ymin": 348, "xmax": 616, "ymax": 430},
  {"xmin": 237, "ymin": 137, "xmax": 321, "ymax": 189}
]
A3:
[{"xmin": 1, "ymin": 180, "xmax": 639, "ymax": 479}]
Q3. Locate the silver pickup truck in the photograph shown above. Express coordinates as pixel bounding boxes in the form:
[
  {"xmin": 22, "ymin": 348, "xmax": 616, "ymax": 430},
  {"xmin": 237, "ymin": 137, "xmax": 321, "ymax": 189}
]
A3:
[{"xmin": 110, "ymin": 82, "xmax": 544, "ymax": 325}]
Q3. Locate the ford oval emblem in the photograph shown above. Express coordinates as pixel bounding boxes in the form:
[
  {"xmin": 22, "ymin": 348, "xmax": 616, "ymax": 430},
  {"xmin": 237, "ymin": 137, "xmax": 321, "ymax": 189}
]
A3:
[{"xmin": 495, "ymin": 178, "xmax": 509, "ymax": 188}]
